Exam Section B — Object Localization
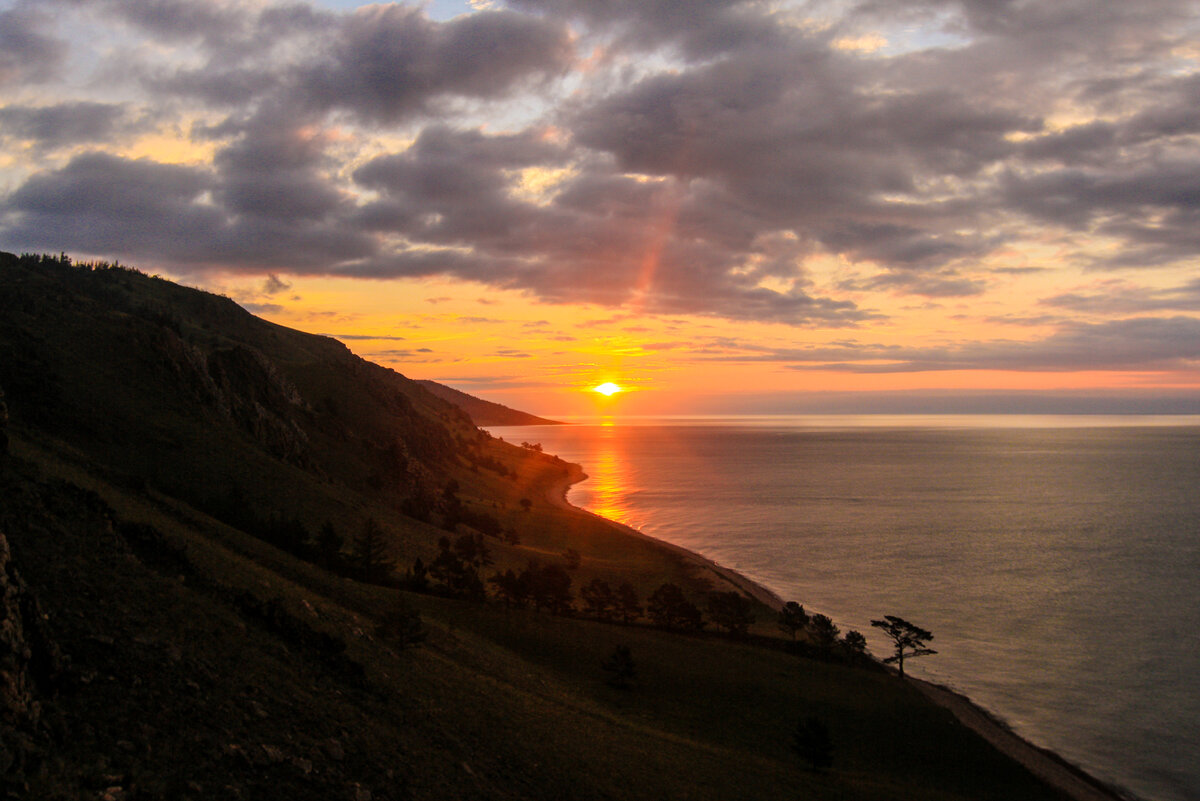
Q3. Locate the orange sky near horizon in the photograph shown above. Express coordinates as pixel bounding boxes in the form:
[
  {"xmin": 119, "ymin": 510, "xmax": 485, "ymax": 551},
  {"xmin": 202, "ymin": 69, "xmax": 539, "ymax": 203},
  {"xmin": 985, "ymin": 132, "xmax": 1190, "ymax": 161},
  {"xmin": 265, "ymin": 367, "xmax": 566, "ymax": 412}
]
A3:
[{"xmin": 210, "ymin": 270, "xmax": 1200, "ymax": 418}]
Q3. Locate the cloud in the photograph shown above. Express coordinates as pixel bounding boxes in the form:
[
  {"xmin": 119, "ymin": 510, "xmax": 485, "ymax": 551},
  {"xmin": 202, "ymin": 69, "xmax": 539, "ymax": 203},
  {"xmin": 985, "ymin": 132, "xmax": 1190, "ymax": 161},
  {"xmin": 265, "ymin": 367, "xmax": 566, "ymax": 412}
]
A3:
[
  {"xmin": 1, "ymin": 151, "xmax": 222, "ymax": 260},
  {"xmin": 0, "ymin": 0, "xmax": 1198, "ymax": 343},
  {"xmin": 239, "ymin": 302, "xmax": 283, "ymax": 315},
  {"xmin": 1041, "ymin": 279, "xmax": 1200, "ymax": 314},
  {"xmin": 703, "ymin": 317, "xmax": 1200, "ymax": 373},
  {"xmin": 57, "ymin": 0, "xmax": 248, "ymax": 47},
  {"xmin": 0, "ymin": 102, "xmax": 135, "ymax": 150},
  {"xmin": 262, "ymin": 274, "xmax": 292, "ymax": 295},
  {"xmin": 348, "ymin": 124, "xmax": 872, "ymax": 324},
  {"xmin": 326, "ymin": 334, "xmax": 408, "ymax": 342},
  {"xmin": 0, "ymin": 5, "xmax": 64, "ymax": 86},
  {"xmin": 294, "ymin": 6, "xmax": 573, "ymax": 124}
]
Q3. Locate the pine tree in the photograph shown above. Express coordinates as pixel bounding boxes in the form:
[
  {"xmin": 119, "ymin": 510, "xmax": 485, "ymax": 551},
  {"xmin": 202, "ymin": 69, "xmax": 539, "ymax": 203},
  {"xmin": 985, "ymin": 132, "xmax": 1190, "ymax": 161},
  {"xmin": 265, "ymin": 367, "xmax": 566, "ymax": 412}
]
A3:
[
  {"xmin": 601, "ymin": 645, "xmax": 636, "ymax": 689},
  {"xmin": 354, "ymin": 517, "xmax": 393, "ymax": 583}
]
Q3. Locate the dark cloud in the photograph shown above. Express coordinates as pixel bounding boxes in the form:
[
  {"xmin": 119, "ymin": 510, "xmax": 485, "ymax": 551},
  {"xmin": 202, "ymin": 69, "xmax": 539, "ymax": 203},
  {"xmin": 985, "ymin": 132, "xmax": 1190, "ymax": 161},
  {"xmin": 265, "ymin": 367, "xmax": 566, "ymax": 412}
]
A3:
[
  {"xmin": 0, "ymin": 5, "xmax": 63, "ymax": 85},
  {"xmin": 295, "ymin": 6, "xmax": 572, "ymax": 124},
  {"xmin": 569, "ymin": 39, "xmax": 1037, "ymax": 280},
  {"xmin": 213, "ymin": 114, "xmax": 348, "ymax": 223},
  {"xmin": 0, "ymin": 151, "xmax": 222, "ymax": 261},
  {"xmin": 0, "ymin": 102, "xmax": 135, "ymax": 150},
  {"xmin": 349, "ymin": 125, "xmax": 873, "ymax": 324},
  {"xmin": 1000, "ymin": 159, "xmax": 1200, "ymax": 268},
  {"xmin": 0, "ymin": 127, "xmax": 375, "ymax": 271},
  {"xmin": 1, "ymin": 0, "xmax": 1198, "ymax": 338}
]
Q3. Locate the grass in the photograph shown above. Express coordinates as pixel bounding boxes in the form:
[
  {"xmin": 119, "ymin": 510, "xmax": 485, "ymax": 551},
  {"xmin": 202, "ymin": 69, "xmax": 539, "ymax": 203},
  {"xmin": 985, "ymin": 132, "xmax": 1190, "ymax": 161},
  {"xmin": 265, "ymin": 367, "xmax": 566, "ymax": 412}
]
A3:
[{"xmin": 6, "ymin": 433, "xmax": 1070, "ymax": 801}]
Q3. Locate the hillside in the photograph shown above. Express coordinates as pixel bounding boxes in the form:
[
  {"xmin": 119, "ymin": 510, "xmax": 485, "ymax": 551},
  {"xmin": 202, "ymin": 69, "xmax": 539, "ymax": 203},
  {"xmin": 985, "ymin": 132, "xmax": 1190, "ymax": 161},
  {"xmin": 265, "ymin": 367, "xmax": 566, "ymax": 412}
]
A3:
[
  {"xmin": 417, "ymin": 379, "xmax": 561, "ymax": 426},
  {"xmin": 0, "ymin": 253, "xmax": 1078, "ymax": 801}
]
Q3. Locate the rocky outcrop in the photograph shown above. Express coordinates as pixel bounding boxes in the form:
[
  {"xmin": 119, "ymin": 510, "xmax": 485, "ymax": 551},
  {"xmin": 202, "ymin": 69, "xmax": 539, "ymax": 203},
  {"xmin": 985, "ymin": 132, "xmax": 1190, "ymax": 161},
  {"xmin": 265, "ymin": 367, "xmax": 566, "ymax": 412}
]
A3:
[
  {"xmin": 0, "ymin": 382, "xmax": 7, "ymax": 456},
  {"xmin": 156, "ymin": 331, "xmax": 316, "ymax": 469},
  {"xmin": 0, "ymin": 531, "xmax": 61, "ymax": 783}
]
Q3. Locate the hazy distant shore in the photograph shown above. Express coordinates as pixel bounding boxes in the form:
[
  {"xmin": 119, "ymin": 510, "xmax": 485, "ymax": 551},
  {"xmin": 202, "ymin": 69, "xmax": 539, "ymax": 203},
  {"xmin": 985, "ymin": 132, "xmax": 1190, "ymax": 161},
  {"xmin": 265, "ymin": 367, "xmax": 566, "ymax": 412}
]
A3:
[{"xmin": 543, "ymin": 461, "xmax": 1131, "ymax": 801}]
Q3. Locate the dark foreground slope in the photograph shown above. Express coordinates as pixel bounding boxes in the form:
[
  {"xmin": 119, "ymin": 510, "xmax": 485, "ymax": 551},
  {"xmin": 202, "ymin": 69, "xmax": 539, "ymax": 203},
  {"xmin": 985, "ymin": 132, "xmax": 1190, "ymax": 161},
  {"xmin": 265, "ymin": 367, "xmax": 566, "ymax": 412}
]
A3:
[{"xmin": 0, "ymin": 253, "xmax": 1075, "ymax": 801}]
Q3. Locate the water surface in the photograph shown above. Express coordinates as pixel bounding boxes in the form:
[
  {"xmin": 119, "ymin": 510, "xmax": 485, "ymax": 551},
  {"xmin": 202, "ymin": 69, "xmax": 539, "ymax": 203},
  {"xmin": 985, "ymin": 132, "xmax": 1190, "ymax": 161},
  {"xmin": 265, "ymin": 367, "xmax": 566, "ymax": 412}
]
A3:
[{"xmin": 491, "ymin": 415, "xmax": 1200, "ymax": 801}]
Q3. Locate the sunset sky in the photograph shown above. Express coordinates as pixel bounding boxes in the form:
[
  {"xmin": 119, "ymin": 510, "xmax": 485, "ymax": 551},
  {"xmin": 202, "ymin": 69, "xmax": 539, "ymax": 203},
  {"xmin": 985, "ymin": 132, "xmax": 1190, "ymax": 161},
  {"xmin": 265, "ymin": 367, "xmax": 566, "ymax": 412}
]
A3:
[{"xmin": 2, "ymin": 0, "xmax": 1199, "ymax": 416}]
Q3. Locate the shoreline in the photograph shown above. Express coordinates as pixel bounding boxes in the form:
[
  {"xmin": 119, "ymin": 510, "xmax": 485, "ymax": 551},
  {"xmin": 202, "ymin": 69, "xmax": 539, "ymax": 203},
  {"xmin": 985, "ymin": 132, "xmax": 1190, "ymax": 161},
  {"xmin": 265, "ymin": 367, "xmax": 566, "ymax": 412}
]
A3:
[
  {"xmin": 544, "ymin": 462, "xmax": 1131, "ymax": 801},
  {"xmin": 544, "ymin": 462, "xmax": 786, "ymax": 612}
]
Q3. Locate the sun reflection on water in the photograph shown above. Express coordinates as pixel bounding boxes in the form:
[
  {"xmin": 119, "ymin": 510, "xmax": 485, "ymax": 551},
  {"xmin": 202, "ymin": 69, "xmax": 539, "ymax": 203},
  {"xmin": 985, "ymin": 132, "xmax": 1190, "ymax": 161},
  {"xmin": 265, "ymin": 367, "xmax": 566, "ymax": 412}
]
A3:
[{"xmin": 581, "ymin": 421, "xmax": 631, "ymax": 523}]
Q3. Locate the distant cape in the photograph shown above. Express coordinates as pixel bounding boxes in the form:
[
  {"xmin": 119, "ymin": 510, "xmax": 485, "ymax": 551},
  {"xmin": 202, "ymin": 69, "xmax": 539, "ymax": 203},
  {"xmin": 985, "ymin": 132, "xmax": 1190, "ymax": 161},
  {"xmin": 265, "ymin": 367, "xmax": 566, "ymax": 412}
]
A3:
[{"xmin": 417, "ymin": 380, "xmax": 560, "ymax": 427}]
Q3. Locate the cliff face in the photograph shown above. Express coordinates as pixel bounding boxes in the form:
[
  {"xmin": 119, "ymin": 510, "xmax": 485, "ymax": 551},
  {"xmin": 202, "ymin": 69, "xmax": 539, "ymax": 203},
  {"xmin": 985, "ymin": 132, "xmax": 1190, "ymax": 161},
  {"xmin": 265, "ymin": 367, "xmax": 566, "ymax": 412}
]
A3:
[
  {"xmin": 0, "ymin": 382, "xmax": 7, "ymax": 456},
  {"xmin": 0, "ymin": 530, "xmax": 61, "ymax": 786},
  {"xmin": 0, "ymin": 252, "xmax": 479, "ymax": 509}
]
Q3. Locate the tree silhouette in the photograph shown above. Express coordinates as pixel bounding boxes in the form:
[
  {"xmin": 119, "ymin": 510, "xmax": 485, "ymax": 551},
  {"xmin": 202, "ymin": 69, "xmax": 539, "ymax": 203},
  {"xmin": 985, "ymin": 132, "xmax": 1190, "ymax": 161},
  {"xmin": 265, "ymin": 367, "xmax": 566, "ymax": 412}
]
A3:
[
  {"xmin": 314, "ymin": 520, "xmax": 343, "ymax": 571},
  {"xmin": 489, "ymin": 568, "xmax": 529, "ymax": 608},
  {"xmin": 580, "ymin": 578, "xmax": 616, "ymax": 620},
  {"xmin": 354, "ymin": 517, "xmax": 393, "ymax": 583},
  {"xmin": 810, "ymin": 613, "xmax": 840, "ymax": 650},
  {"xmin": 375, "ymin": 595, "xmax": 427, "ymax": 648},
  {"xmin": 601, "ymin": 644, "xmax": 636, "ymax": 689},
  {"xmin": 842, "ymin": 629, "xmax": 867, "ymax": 655},
  {"xmin": 870, "ymin": 615, "xmax": 936, "ymax": 677},
  {"xmin": 454, "ymin": 532, "xmax": 493, "ymax": 569},
  {"xmin": 615, "ymin": 582, "xmax": 642, "ymax": 623},
  {"xmin": 648, "ymin": 583, "xmax": 703, "ymax": 629},
  {"xmin": 792, "ymin": 717, "xmax": 833, "ymax": 771},
  {"xmin": 706, "ymin": 591, "xmax": 755, "ymax": 636},
  {"xmin": 526, "ymin": 561, "xmax": 573, "ymax": 614},
  {"xmin": 429, "ymin": 536, "xmax": 485, "ymax": 599},
  {"xmin": 406, "ymin": 557, "xmax": 429, "ymax": 591},
  {"xmin": 777, "ymin": 601, "xmax": 809, "ymax": 641}
]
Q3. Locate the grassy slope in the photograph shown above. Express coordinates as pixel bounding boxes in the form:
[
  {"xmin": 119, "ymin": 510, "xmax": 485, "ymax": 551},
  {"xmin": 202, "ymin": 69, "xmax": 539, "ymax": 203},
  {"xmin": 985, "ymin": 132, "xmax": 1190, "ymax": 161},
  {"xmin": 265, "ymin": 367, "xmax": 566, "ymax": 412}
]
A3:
[
  {"xmin": 4, "ymin": 439, "xmax": 1065, "ymax": 801},
  {"xmin": 0, "ymin": 254, "xmax": 1071, "ymax": 800}
]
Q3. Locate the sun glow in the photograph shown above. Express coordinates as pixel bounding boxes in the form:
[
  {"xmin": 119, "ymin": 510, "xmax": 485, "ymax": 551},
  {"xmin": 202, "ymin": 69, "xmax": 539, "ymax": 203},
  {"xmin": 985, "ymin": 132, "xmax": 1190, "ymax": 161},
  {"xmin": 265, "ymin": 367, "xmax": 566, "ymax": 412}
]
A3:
[{"xmin": 593, "ymin": 382, "xmax": 623, "ymax": 396}]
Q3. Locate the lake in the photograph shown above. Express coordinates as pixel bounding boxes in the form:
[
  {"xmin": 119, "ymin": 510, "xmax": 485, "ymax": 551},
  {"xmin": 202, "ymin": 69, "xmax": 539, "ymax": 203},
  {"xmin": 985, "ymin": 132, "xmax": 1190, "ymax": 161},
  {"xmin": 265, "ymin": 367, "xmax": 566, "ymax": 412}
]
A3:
[{"xmin": 491, "ymin": 415, "xmax": 1200, "ymax": 801}]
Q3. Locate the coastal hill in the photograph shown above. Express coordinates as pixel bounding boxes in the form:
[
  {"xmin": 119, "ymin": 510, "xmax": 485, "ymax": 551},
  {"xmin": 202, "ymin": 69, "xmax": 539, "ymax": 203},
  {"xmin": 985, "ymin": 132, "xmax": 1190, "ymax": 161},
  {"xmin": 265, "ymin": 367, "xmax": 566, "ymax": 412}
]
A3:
[
  {"xmin": 0, "ymin": 252, "xmax": 1085, "ymax": 800},
  {"xmin": 416, "ymin": 379, "xmax": 561, "ymax": 426}
]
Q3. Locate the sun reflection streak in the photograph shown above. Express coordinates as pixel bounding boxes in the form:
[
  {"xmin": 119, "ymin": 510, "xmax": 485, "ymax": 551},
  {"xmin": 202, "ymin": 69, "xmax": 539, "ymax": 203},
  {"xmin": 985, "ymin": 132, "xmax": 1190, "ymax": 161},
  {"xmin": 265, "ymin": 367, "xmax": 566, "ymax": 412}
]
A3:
[{"xmin": 582, "ymin": 422, "xmax": 630, "ymax": 523}]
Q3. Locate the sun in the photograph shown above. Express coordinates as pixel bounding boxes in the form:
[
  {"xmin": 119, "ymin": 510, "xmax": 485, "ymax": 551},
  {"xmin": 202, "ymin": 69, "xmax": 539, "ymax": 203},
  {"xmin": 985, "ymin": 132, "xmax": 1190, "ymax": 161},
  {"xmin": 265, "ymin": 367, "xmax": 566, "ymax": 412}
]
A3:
[{"xmin": 593, "ymin": 382, "xmax": 623, "ymax": 396}]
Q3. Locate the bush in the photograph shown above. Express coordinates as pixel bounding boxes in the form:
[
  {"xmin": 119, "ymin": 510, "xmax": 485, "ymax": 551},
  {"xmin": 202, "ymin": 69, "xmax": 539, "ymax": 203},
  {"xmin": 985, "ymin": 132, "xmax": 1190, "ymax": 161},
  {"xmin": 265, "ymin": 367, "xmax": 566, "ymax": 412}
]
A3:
[
  {"xmin": 792, "ymin": 717, "xmax": 833, "ymax": 771},
  {"xmin": 601, "ymin": 644, "xmax": 636, "ymax": 689}
]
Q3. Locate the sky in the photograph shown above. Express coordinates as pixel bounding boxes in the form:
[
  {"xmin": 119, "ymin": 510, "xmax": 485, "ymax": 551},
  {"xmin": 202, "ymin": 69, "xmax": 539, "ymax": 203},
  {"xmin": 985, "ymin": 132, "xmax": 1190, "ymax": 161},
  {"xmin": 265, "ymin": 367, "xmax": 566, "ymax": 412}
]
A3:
[{"xmin": 2, "ymin": 0, "xmax": 1199, "ymax": 417}]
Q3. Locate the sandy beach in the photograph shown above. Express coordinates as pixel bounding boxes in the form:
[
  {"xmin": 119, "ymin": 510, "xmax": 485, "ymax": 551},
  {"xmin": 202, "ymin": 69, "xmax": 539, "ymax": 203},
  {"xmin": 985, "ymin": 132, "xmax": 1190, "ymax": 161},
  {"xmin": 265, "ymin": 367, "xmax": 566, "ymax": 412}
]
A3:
[{"xmin": 544, "ymin": 463, "xmax": 1130, "ymax": 801}]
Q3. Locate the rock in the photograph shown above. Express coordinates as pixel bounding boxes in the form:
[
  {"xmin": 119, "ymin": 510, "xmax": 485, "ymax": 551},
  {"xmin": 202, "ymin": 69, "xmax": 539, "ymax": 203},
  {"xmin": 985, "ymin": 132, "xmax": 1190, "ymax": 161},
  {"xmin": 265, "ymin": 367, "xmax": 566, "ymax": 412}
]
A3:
[
  {"xmin": 261, "ymin": 744, "xmax": 286, "ymax": 764},
  {"xmin": 0, "ymin": 531, "xmax": 62, "ymax": 785},
  {"xmin": 351, "ymin": 783, "xmax": 372, "ymax": 801},
  {"xmin": 323, "ymin": 739, "xmax": 344, "ymax": 761},
  {"xmin": 0, "ymin": 382, "xmax": 8, "ymax": 456}
]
